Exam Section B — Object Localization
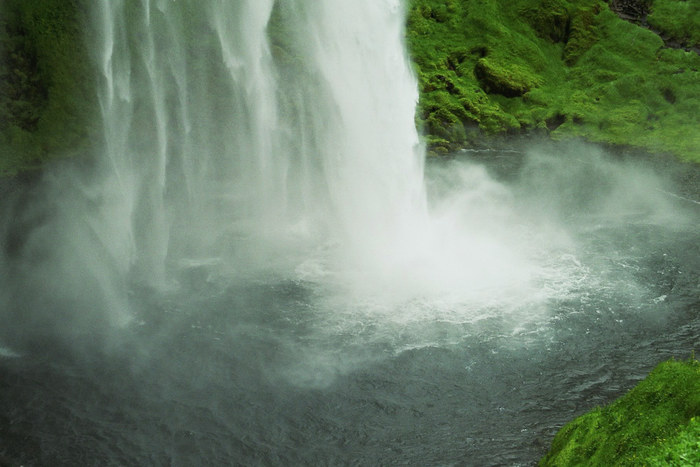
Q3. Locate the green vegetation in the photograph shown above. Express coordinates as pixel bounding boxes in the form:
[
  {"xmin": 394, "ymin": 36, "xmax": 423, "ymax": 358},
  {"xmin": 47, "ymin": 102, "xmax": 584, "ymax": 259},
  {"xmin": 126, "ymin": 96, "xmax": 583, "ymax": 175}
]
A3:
[
  {"xmin": 648, "ymin": 0, "xmax": 700, "ymax": 47},
  {"xmin": 0, "ymin": 0, "xmax": 96, "ymax": 175},
  {"xmin": 406, "ymin": 0, "xmax": 700, "ymax": 161},
  {"xmin": 540, "ymin": 357, "xmax": 700, "ymax": 466}
]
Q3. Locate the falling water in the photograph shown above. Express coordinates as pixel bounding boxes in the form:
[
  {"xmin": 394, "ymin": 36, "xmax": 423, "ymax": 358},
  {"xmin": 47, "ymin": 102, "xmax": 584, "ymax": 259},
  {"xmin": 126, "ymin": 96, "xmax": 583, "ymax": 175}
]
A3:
[
  {"xmin": 88, "ymin": 0, "xmax": 429, "ymax": 301},
  {"xmin": 0, "ymin": 0, "xmax": 586, "ymax": 338}
]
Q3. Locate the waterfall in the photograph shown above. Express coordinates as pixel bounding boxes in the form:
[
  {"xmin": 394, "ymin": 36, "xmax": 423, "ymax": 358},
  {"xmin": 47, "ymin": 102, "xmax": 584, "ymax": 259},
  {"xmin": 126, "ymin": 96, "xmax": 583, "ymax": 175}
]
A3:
[
  {"xmin": 87, "ymin": 0, "xmax": 428, "ymax": 294},
  {"xmin": 0, "ymin": 0, "xmax": 552, "ymax": 342}
]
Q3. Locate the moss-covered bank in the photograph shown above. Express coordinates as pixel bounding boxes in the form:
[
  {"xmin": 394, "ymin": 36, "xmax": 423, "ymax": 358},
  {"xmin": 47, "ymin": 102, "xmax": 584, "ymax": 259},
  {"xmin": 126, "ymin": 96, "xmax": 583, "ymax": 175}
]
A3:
[
  {"xmin": 406, "ymin": 0, "xmax": 700, "ymax": 162},
  {"xmin": 0, "ymin": 0, "xmax": 96, "ymax": 176},
  {"xmin": 540, "ymin": 357, "xmax": 700, "ymax": 466}
]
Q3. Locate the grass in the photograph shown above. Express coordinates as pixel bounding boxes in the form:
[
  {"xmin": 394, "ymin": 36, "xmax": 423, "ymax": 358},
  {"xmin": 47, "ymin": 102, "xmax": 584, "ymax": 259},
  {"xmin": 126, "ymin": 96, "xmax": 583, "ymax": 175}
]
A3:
[
  {"xmin": 406, "ymin": 0, "xmax": 700, "ymax": 162},
  {"xmin": 540, "ymin": 356, "xmax": 700, "ymax": 466}
]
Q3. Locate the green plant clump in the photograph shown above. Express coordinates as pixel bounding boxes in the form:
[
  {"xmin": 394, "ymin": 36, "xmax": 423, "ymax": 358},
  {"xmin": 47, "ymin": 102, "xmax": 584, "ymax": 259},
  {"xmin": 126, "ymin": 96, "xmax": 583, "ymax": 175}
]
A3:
[
  {"xmin": 0, "ymin": 0, "xmax": 96, "ymax": 176},
  {"xmin": 647, "ymin": 0, "xmax": 700, "ymax": 48},
  {"xmin": 540, "ymin": 357, "xmax": 700, "ymax": 466},
  {"xmin": 406, "ymin": 0, "xmax": 700, "ymax": 161}
]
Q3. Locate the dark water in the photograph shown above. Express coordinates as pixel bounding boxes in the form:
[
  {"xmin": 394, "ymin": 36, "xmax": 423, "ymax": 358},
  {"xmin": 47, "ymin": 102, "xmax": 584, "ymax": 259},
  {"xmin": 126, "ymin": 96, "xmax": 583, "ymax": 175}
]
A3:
[{"xmin": 0, "ymin": 147, "xmax": 698, "ymax": 466}]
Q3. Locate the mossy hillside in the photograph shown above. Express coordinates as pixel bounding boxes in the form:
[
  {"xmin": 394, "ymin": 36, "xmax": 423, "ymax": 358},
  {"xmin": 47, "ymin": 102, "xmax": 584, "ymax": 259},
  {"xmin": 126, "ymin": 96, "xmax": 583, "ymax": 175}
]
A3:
[
  {"xmin": 647, "ymin": 0, "xmax": 700, "ymax": 48},
  {"xmin": 406, "ymin": 0, "xmax": 700, "ymax": 162},
  {"xmin": 540, "ymin": 357, "xmax": 700, "ymax": 466},
  {"xmin": 0, "ymin": 0, "xmax": 96, "ymax": 176}
]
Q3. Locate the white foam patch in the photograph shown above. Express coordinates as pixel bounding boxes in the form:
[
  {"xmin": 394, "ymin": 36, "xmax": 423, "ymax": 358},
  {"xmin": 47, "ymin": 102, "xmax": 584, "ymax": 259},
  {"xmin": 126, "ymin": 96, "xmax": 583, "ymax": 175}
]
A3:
[{"xmin": 0, "ymin": 345, "xmax": 21, "ymax": 358}]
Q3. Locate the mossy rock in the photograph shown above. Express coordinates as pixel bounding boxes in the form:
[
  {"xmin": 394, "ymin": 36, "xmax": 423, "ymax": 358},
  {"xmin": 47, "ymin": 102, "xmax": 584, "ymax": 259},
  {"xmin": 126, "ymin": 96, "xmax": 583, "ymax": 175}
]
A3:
[
  {"xmin": 425, "ymin": 106, "xmax": 468, "ymax": 143},
  {"xmin": 474, "ymin": 57, "xmax": 543, "ymax": 97}
]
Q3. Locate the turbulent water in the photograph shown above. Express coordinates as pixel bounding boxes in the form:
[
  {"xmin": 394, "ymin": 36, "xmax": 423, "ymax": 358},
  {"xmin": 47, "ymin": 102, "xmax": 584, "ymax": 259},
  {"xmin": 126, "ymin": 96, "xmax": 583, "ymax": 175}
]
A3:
[{"xmin": 0, "ymin": 1, "xmax": 699, "ymax": 466}]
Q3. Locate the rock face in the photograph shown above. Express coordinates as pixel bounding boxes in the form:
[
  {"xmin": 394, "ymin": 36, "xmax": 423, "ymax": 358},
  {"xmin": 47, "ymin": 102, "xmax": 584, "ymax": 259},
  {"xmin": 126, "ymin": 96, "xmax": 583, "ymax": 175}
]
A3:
[{"xmin": 608, "ymin": 0, "xmax": 651, "ymax": 21}]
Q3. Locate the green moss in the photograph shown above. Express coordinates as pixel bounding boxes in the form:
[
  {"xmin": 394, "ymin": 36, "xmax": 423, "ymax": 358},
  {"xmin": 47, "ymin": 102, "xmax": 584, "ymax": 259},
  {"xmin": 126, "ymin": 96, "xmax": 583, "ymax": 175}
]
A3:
[
  {"xmin": 648, "ymin": 0, "xmax": 700, "ymax": 48},
  {"xmin": 563, "ymin": 5, "xmax": 600, "ymax": 65},
  {"xmin": 474, "ymin": 57, "xmax": 543, "ymax": 97},
  {"xmin": 540, "ymin": 357, "xmax": 700, "ymax": 466},
  {"xmin": 520, "ymin": 0, "xmax": 571, "ymax": 43},
  {"xmin": 0, "ymin": 0, "xmax": 96, "ymax": 175},
  {"xmin": 407, "ymin": 0, "xmax": 700, "ymax": 162},
  {"xmin": 407, "ymin": 0, "xmax": 565, "ymax": 153}
]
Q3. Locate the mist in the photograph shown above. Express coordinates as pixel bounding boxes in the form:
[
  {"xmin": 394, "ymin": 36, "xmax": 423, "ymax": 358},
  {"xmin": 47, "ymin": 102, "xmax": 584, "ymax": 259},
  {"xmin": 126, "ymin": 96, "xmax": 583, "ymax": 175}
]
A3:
[{"xmin": 1, "ymin": 138, "xmax": 694, "ymax": 367}]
